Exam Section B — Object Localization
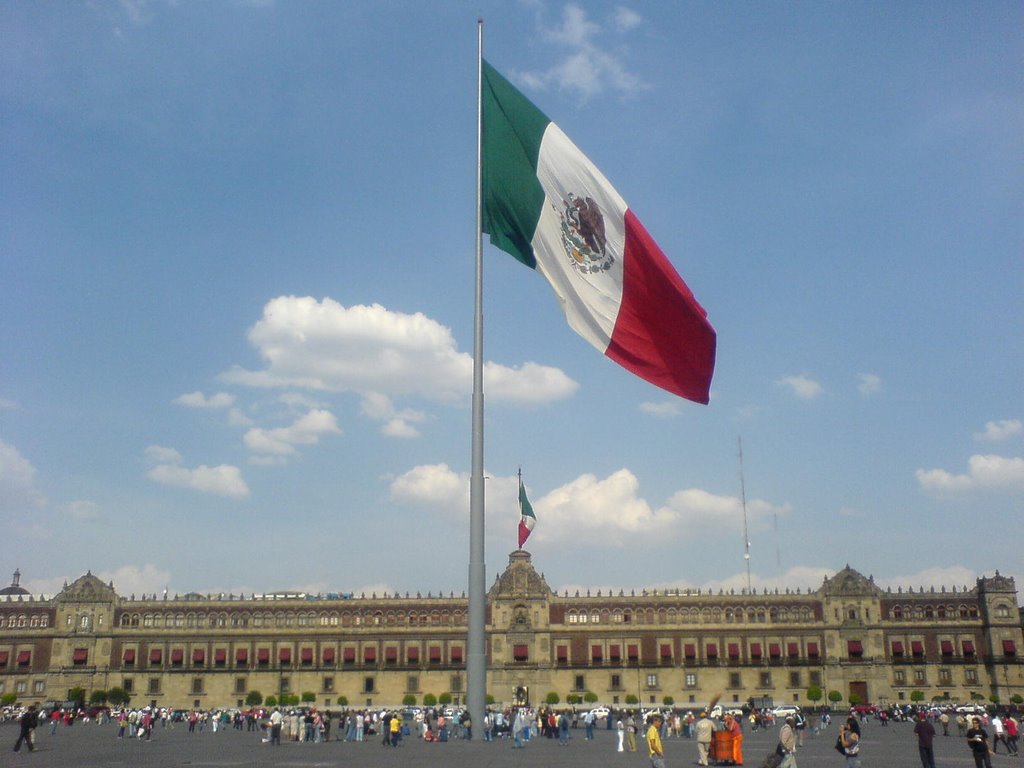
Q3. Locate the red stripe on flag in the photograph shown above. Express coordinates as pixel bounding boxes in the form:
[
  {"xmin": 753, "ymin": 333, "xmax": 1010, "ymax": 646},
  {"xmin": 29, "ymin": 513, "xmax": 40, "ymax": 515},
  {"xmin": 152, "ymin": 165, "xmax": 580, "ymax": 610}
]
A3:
[{"xmin": 606, "ymin": 210, "xmax": 716, "ymax": 403}]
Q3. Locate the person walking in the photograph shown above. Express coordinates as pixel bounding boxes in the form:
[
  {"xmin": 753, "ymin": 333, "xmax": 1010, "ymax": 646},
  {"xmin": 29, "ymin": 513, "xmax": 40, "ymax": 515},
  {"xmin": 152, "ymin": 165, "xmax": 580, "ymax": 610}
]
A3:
[
  {"xmin": 695, "ymin": 710, "xmax": 713, "ymax": 766},
  {"xmin": 617, "ymin": 716, "xmax": 625, "ymax": 752},
  {"xmin": 13, "ymin": 705, "xmax": 39, "ymax": 752},
  {"xmin": 269, "ymin": 708, "xmax": 283, "ymax": 745},
  {"xmin": 913, "ymin": 710, "xmax": 937, "ymax": 768},
  {"xmin": 967, "ymin": 717, "xmax": 994, "ymax": 768},
  {"xmin": 626, "ymin": 713, "xmax": 638, "ymax": 752},
  {"xmin": 647, "ymin": 713, "xmax": 666, "ymax": 768},
  {"xmin": 779, "ymin": 715, "xmax": 798, "ymax": 768}
]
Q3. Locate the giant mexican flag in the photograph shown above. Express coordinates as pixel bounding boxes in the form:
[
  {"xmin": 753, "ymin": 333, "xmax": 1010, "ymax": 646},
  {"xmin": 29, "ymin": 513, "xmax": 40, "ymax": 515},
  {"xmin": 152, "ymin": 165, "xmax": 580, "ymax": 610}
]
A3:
[{"xmin": 482, "ymin": 60, "xmax": 716, "ymax": 403}]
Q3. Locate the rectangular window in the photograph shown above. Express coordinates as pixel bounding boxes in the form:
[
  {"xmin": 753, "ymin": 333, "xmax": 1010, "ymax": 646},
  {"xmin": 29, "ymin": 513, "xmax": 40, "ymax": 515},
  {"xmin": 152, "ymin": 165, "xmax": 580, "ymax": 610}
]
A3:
[
  {"xmin": 894, "ymin": 670, "xmax": 906, "ymax": 685},
  {"xmin": 574, "ymin": 674, "xmax": 586, "ymax": 691},
  {"xmin": 450, "ymin": 675, "xmax": 462, "ymax": 693},
  {"xmin": 122, "ymin": 678, "xmax": 134, "ymax": 693},
  {"xmin": 235, "ymin": 677, "xmax": 247, "ymax": 694},
  {"xmin": 646, "ymin": 674, "xmax": 658, "ymax": 688},
  {"xmin": 965, "ymin": 669, "xmax": 978, "ymax": 684},
  {"xmin": 760, "ymin": 672, "xmax": 772, "ymax": 687},
  {"xmin": 913, "ymin": 669, "xmax": 926, "ymax": 684},
  {"xmin": 33, "ymin": 680, "xmax": 45, "ymax": 694},
  {"xmin": 363, "ymin": 676, "xmax": 375, "ymax": 693},
  {"xmin": 323, "ymin": 677, "xmax": 334, "ymax": 692},
  {"xmin": 406, "ymin": 675, "xmax": 419, "ymax": 693},
  {"xmin": 148, "ymin": 678, "xmax": 161, "ymax": 694},
  {"xmin": 192, "ymin": 678, "xmax": 204, "ymax": 695},
  {"xmin": 789, "ymin": 671, "xmax": 801, "ymax": 687},
  {"xmin": 938, "ymin": 668, "xmax": 952, "ymax": 685},
  {"xmin": 809, "ymin": 671, "xmax": 821, "ymax": 687},
  {"xmin": 685, "ymin": 673, "xmax": 698, "ymax": 688},
  {"xmin": 279, "ymin": 677, "xmax": 290, "ymax": 694},
  {"xmin": 611, "ymin": 674, "xmax": 622, "ymax": 689},
  {"xmin": 729, "ymin": 672, "xmax": 741, "ymax": 688},
  {"xmin": 15, "ymin": 681, "xmax": 27, "ymax": 694}
]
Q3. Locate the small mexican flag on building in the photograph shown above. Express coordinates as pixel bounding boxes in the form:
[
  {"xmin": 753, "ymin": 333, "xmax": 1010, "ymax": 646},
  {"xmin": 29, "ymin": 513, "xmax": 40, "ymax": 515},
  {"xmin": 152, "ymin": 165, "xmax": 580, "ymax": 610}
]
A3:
[{"xmin": 518, "ymin": 475, "xmax": 536, "ymax": 549}]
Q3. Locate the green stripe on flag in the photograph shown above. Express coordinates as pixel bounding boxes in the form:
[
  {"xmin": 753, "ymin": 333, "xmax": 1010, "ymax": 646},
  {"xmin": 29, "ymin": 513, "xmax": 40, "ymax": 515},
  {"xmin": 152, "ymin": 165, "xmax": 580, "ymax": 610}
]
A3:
[{"xmin": 482, "ymin": 60, "xmax": 549, "ymax": 269}]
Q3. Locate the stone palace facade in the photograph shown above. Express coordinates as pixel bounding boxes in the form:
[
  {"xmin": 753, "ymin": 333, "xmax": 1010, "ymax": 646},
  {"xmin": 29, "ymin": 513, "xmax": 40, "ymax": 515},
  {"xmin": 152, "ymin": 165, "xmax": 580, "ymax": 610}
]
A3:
[{"xmin": 1, "ymin": 553, "xmax": 1021, "ymax": 710}]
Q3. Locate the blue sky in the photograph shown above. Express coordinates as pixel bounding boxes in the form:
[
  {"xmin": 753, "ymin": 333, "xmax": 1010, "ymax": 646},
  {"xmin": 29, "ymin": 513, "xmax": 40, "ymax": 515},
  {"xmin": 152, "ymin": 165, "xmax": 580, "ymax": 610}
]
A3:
[{"xmin": 2, "ymin": 1, "xmax": 1021, "ymax": 601}]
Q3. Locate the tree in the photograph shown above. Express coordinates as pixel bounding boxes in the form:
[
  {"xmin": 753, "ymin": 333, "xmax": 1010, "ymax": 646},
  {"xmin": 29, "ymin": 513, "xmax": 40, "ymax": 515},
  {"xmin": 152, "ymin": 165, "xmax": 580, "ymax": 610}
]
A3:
[
  {"xmin": 583, "ymin": 691, "xmax": 599, "ymax": 704},
  {"xmin": 806, "ymin": 686, "xmax": 823, "ymax": 705},
  {"xmin": 662, "ymin": 696, "xmax": 675, "ymax": 706},
  {"xmin": 107, "ymin": 687, "xmax": 131, "ymax": 706},
  {"xmin": 910, "ymin": 691, "xmax": 925, "ymax": 703},
  {"xmin": 1, "ymin": 692, "xmax": 17, "ymax": 706},
  {"xmin": 1010, "ymin": 694, "xmax": 1023, "ymax": 705},
  {"xmin": 246, "ymin": 691, "xmax": 263, "ymax": 707},
  {"xmin": 89, "ymin": 689, "xmax": 109, "ymax": 705},
  {"xmin": 438, "ymin": 692, "xmax": 453, "ymax": 705},
  {"xmin": 545, "ymin": 692, "xmax": 560, "ymax": 705},
  {"xmin": 970, "ymin": 692, "xmax": 985, "ymax": 701},
  {"xmin": 265, "ymin": 695, "xmax": 278, "ymax": 707},
  {"xmin": 625, "ymin": 694, "xmax": 639, "ymax": 705},
  {"xmin": 337, "ymin": 696, "xmax": 348, "ymax": 707},
  {"xmin": 848, "ymin": 693, "xmax": 862, "ymax": 706},
  {"xmin": 566, "ymin": 693, "xmax": 582, "ymax": 705},
  {"xmin": 828, "ymin": 690, "xmax": 843, "ymax": 705},
  {"xmin": 301, "ymin": 691, "xmax": 316, "ymax": 704},
  {"xmin": 67, "ymin": 686, "xmax": 86, "ymax": 706},
  {"xmin": 487, "ymin": 694, "xmax": 495, "ymax": 705},
  {"xmin": 989, "ymin": 694, "xmax": 1000, "ymax": 705},
  {"xmin": 423, "ymin": 693, "xmax": 437, "ymax": 707},
  {"xmin": 403, "ymin": 694, "xmax": 417, "ymax": 706},
  {"xmin": 284, "ymin": 694, "xmax": 300, "ymax": 706}
]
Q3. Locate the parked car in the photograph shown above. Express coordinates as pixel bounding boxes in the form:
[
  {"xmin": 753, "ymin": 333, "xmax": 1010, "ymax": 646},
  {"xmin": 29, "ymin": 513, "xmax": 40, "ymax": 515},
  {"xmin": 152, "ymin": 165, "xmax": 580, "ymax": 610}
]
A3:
[
  {"xmin": 772, "ymin": 705, "xmax": 801, "ymax": 718},
  {"xmin": 586, "ymin": 706, "xmax": 610, "ymax": 721}
]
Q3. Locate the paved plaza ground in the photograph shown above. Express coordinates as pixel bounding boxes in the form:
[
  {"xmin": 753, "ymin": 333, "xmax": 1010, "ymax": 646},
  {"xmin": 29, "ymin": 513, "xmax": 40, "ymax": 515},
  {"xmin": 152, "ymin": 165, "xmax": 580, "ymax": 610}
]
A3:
[{"xmin": 4, "ymin": 718, "xmax": 1015, "ymax": 767}]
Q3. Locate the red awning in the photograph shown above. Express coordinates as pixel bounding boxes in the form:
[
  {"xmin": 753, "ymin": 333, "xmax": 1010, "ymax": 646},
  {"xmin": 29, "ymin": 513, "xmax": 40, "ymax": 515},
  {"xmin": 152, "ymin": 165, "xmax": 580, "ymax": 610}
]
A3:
[
  {"xmin": 940, "ymin": 640, "xmax": 954, "ymax": 655},
  {"xmin": 609, "ymin": 644, "xmax": 621, "ymax": 660},
  {"xmin": 429, "ymin": 646, "xmax": 442, "ymax": 661},
  {"xmin": 451, "ymin": 646, "xmax": 463, "ymax": 661},
  {"xmin": 628, "ymin": 644, "xmax": 640, "ymax": 660},
  {"xmin": 513, "ymin": 644, "xmax": 529, "ymax": 661},
  {"xmin": 363, "ymin": 647, "xmax": 376, "ymax": 662},
  {"xmin": 750, "ymin": 643, "xmax": 762, "ymax": 658},
  {"xmin": 962, "ymin": 640, "xmax": 975, "ymax": 655},
  {"xmin": 73, "ymin": 648, "xmax": 88, "ymax": 663},
  {"xmin": 727, "ymin": 643, "xmax": 740, "ymax": 659},
  {"xmin": 384, "ymin": 647, "xmax": 397, "ymax": 661},
  {"xmin": 149, "ymin": 649, "xmax": 162, "ymax": 664},
  {"xmin": 322, "ymin": 647, "xmax": 336, "ymax": 663},
  {"xmin": 807, "ymin": 642, "xmax": 819, "ymax": 658},
  {"xmin": 257, "ymin": 648, "xmax": 270, "ymax": 662},
  {"xmin": 661, "ymin": 643, "xmax": 673, "ymax": 659},
  {"xmin": 17, "ymin": 650, "xmax": 31, "ymax": 665},
  {"xmin": 787, "ymin": 642, "xmax": 800, "ymax": 658},
  {"xmin": 214, "ymin": 648, "xmax": 226, "ymax": 663},
  {"xmin": 279, "ymin": 647, "xmax": 291, "ymax": 663},
  {"xmin": 911, "ymin": 640, "xmax": 924, "ymax": 655},
  {"xmin": 123, "ymin": 649, "xmax": 136, "ymax": 663},
  {"xmin": 592, "ymin": 644, "xmax": 603, "ymax": 661},
  {"xmin": 236, "ymin": 648, "xmax": 249, "ymax": 663},
  {"xmin": 556, "ymin": 645, "xmax": 568, "ymax": 661},
  {"xmin": 1003, "ymin": 640, "xmax": 1017, "ymax": 655},
  {"xmin": 769, "ymin": 643, "xmax": 781, "ymax": 657},
  {"xmin": 684, "ymin": 643, "xmax": 696, "ymax": 658},
  {"xmin": 301, "ymin": 647, "xmax": 314, "ymax": 663},
  {"xmin": 0, "ymin": 651, "xmax": 8, "ymax": 666},
  {"xmin": 192, "ymin": 649, "xmax": 205, "ymax": 663},
  {"xmin": 706, "ymin": 643, "xmax": 718, "ymax": 658},
  {"xmin": 891, "ymin": 641, "xmax": 904, "ymax": 655},
  {"xmin": 343, "ymin": 647, "xmax": 356, "ymax": 662},
  {"xmin": 171, "ymin": 648, "xmax": 184, "ymax": 663},
  {"xmin": 848, "ymin": 640, "xmax": 864, "ymax": 655},
  {"xmin": 406, "ymin": 647, "xmax": 418, "ymax": 662}
]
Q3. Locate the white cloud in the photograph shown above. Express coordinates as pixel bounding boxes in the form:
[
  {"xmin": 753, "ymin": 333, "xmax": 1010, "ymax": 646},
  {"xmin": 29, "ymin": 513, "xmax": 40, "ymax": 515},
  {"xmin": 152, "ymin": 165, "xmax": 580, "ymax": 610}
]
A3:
[
  {"xmin": 0, "ymin": 438, "xmax": 47, "ymax": 512},
  {"xmin": 778, "ymin": 374, "xmax": 824, "ymax": 399},
  {"xmin": 390, "ymin": 463, "xmax": 467, "ymax": 507},
  {"xmin": 24, "ymin": 563, "xmax": 173, "ymax": 598},
  {"xmin": 974, "ymin": 419, "xmax": 1022, "ymax": 442},
  {"xmin": 613, "ymin": 6, "xmax": 643, "ymax": 32},
  {"xmin": 360, "ymin": 393, "xmax": 426, "ymax": 439},
  {"xmin": 222, "ymin": 296, "xmax": 577, "ymax": 405},
  {"xmin": 857, "ymin": 373, "xmax": 882, "ymax": 397},
  {"xmin": 64, "ymin": 500, "xmax": 100, "ymax": 520},
  {"xmin": 174, "ymin": 391, "xmax": 235, "ymax": 409},
  {"xmin": 916, "ymin": 454, "xmax": 1024, "ymax": 495},
  {"xmin": 144, "ymin": 446, "xmax": 249, "ymax": 498},
  {"xmin": 516, "ymin": 3, "xmax": 649, "ymax": 99},
  {"xmin": 243, "ymin": 409, "xmax": 341, "ymax": 456},
  {"xmin": 639, "ymin": 400, "xmax": 681, "ymax": 418}
]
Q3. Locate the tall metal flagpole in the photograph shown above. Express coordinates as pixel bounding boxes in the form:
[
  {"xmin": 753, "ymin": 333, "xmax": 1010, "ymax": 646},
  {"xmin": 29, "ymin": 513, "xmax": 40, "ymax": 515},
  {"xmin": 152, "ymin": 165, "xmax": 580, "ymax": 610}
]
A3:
[{"xmin": 467, "ymin": 16, "xmax": 487, "ymax": 731}]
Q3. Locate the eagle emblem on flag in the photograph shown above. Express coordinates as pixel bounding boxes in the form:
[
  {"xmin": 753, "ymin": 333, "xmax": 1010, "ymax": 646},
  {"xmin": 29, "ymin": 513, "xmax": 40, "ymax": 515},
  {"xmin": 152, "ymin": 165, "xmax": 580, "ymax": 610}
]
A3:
[{"xmin": 558, "ymin": 193, "xmax": 615, "ymax": 275}]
